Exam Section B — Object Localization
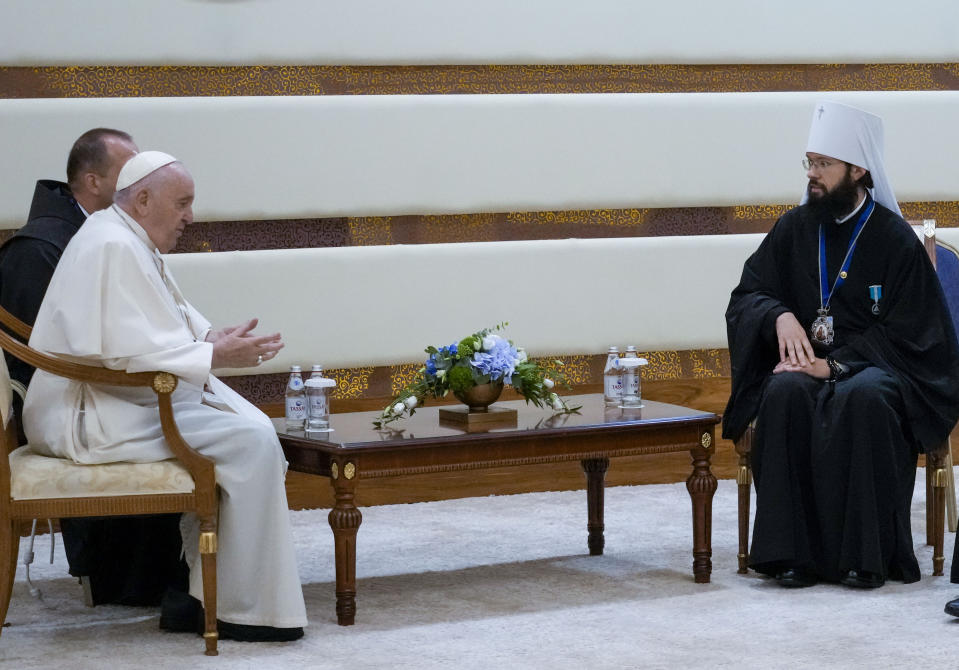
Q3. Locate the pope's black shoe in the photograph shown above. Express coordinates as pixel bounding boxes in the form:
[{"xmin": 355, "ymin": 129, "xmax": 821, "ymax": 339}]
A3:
[
  {"xmin": 839, "ymin": 569, "xmax": 884, "ymax": 589},
  {"xmin": 774, "ymin": 567, "xmax": 818, "ymax": 588},
  {"xmin": 158, "ymin": 589, "xmax": 203, "ymax": 633},
  {"xmin": 945, "ymin": 596, "xmax": 959, "ymax": 617}
]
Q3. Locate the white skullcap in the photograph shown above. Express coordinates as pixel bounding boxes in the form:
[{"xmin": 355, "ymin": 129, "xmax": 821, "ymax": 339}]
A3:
[
  {"xmin": 115, "ymin": 151, "xmax": 178, "ymax": 191},
  {"xmin": 800, "ymin": 101, "xmax": 901, "ymax": 216}
]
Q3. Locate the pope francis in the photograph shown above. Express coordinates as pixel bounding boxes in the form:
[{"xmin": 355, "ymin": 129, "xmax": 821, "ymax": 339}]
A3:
[{"xmin": 22, "ymin": 151, "xmax": 307, "ymax": 642}]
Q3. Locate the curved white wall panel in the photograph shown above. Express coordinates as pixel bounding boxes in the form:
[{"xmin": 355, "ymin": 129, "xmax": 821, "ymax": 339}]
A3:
[
  {"xmin": 2, "ymin": 1, "xmax": 957, "ymax": 65},
  {"xmin": 1, "ymin": 91, "xmax": 956, "ymax": 228},
  {"xmin": 163, "ymin": 234, "xmax": 763, "ymax": 373}
]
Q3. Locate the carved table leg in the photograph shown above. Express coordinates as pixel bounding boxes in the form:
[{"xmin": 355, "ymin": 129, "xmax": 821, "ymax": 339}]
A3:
[
  {"xmin": 328, "ymin": 460, "xmax": 362, "ymax": 625},
  {"xmin": 581, "ymin": 458, "xmax": 610, "ymax": 556},
  {"xmin": 686, "ymin": 432, "xmax": 717, "ymax": 583}
]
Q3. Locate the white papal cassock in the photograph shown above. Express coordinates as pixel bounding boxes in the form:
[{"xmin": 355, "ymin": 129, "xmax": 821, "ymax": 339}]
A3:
[{"xmin": 23, "ymin": 204, "xmax": 307, "ymax": 629}]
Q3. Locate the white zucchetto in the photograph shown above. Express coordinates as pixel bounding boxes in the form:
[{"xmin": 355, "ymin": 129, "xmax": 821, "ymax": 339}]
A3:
[
  {"xmin": 800, "ymin": 101, "xmax": 901, "ymax": 216},
  {"xmin": 115, "ymin": 151, "xmax": 178, "ymax": 192}
]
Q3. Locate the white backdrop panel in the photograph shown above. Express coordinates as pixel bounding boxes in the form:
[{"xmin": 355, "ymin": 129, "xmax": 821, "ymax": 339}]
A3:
[
  {"xmin": 164, "ymin": 234, "xmax": 763, "ymax": 374},
  {"xmin": 0, "ymin": 91, "xmax": 957, "ymax": 228},
  {"xmin": 1, "ymin": 1, "xmax": 957, "ymax": 65}
]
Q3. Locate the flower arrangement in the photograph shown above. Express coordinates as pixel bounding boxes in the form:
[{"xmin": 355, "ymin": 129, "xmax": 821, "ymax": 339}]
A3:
[{"xmin": 373, "ymin": 324, "xmax": 578, "ymax": 428}]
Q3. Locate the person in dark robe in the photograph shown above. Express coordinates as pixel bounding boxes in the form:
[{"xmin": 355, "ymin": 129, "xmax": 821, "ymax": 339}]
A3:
[
  {"xmin": 723, "ymin": 101, "xmax": 959, "ymax": 590},
  {"xmin": 0, "ymin": 128, "xmax": 187, "ymax": 606}
]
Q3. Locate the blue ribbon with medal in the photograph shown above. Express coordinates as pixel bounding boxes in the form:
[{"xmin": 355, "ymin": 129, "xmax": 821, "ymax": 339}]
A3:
[
  {"xmin": 811, "ymin": 200, "xmax": 876, "ymax": 345},
  {"xmin": 869, "ymin": 284, "xmax": 882, "ymax": 315}
]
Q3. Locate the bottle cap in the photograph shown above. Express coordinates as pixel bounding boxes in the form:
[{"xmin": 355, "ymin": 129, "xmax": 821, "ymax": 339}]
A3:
[
  {"xmin": 290, "ymin": 365, "xmax": 302, "ymax": 372},
  {"xmin": 305, "ymin": 377, "xmax": 336, "ymax": 388}
]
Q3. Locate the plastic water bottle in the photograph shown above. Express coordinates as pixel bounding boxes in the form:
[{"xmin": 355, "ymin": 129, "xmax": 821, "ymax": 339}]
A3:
[
  {"xmin": 624, "ymin": 346, "xmax": 640, "ymax": 397},
  {"xmin": 308, "ymin": 363, "xmax": 324, "ymax": 380},
  {"xmin": 603, "ymin": 346, "xmax": 623, "ymax": 407},
  {"xmin": 285, "ymin": 365, "xmax": 307, "ymax": 430},
  {"xmin": 305, "ymin": 369, "xmax": 336, "ymax": 431}
]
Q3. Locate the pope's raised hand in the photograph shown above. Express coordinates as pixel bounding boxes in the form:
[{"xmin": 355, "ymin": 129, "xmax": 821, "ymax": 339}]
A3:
[{"xmin": 210, "ymin": 317, "xmax": 284, "ymax": 368}]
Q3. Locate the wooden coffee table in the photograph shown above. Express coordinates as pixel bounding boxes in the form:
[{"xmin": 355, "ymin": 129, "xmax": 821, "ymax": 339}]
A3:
[{"xmin": 275, "ymin": 394, "xmax": 720, "ymax": 625}]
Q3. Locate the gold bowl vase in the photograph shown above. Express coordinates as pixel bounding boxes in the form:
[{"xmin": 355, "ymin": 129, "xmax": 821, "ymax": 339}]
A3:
[{"xmin": 453, "ymin": 382, "xmax": 504, "ymax": 413}]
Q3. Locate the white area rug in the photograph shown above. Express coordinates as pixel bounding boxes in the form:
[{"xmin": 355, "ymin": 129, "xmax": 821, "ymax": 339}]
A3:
[{"xmin": 2, "ymin": 471, "xmax": 958, "ymax": 669}]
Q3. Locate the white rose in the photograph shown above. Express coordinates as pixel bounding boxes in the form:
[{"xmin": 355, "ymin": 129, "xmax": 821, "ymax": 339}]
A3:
[
  {"xmin": 404, "ymin": 396, "xmax": 418, "ymax": 409},
  {"xmin": 393, "ymin": 402, "xmax": 406, "ymax": 414},
  {"xmin": 550, "ymin": 393, "xmax": 564, "ymax": 411},
  {"xmin": 543, "ymin": 377, "xmax": 555, "ymax": 389},
  {"xmin": 517, "ymin": 349, "xmax": 528, "ymax": 363},
  {"xmin": 482, "ymin": 335, "xmax": 498, "ymax": 351}
]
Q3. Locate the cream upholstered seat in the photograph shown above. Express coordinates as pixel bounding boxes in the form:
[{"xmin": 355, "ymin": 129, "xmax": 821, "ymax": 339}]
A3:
[
  {"xmin": 8, "ymin": 447, "xmax": 194, "ymax": 500},
  {"xmin": 0, "ymin": 306, "xmax": 221, "ymax": 656}
]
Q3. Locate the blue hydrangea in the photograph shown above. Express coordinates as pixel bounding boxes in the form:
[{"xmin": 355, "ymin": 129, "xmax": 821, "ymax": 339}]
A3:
[{"xmin": 471, "ymin": 338, "xmax": 520, "ymax": 383}]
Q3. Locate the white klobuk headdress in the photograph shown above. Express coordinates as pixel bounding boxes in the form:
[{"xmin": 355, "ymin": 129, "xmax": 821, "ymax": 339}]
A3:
[{"xmin": 800, "ymin": 101, "xmax": 901, "ymax": 216}]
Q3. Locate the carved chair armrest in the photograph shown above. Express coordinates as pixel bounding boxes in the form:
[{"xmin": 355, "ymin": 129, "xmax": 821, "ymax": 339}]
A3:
[
  {"xmin": 0, "ymin": 327, "xmax": 218, "ymax": 513},
  {"xmin": 0, "ymin": 304, "xmax": 32, "ymax": 341}
]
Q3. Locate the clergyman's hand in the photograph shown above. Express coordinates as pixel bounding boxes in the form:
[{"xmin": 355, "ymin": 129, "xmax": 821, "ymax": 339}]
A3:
[
  {"xmin": 772, "ymin": 356, "xmax": 830, "ymax": 379},
  {"xmin": 775, "ymin": 312, "xmax": 816, "ymax": 368},
  {"xmin": 210, "ymin": 318, "xmax": 284, "ymax": 369}
]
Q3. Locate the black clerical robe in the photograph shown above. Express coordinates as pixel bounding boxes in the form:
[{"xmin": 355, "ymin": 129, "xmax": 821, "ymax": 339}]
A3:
[
  {"xmin": 724, "ymin": 196, "xmax": 959, "ymax": 583},
  {"xmin": 0, "ymin": 180, "xmax": 185, "ymax": 605},
  {"xmin": 0, "ymin": 180, "xmax": 84, "ymax": 397}
]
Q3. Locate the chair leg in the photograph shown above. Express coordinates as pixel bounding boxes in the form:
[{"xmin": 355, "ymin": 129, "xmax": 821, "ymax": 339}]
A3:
[
  {"xmin": 734, "ymin": 430, "xmax": 753, "ymax": 574},
  {"xmin": 0, "ymin": 520, "xmax": 22, "ymax": 634},
  {"xmin": 945, "ymin": 441, "xmax": 957, "ymax": 533},
  {"xmin": 928, "ymin": 451, "xmax": 948, "ymax": 576},
  {"xmin": 198, "ymin": 522, "xmax": 218, "ymax": 656},
  {"xmin": 927, "ymin": 462, "xmax": 935, "ymax": 546}
]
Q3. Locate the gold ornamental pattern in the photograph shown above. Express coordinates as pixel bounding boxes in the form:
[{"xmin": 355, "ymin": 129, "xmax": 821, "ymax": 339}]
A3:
[
  {"xmin": 327, "ymin": 367, "xmax": 374, "ymax": 399},
  {"xmin": 3, "ymin": 64, "xmax": 958, "ymax": 98},
  {"xmin": 389, "ymin": 364, "xmax": 422, "ymax": 395},
  {"xmin": 642, "ymin": 351, "xmax": 684, "ymax": 381},
  {"xmin": 506, "ymin": 209, "xmax": 649, "ymax": 227},
  {"xmin": 733, "ymin": 205, "xmax": 792, "ymax": 220},
  {"xmin": 688, "ymin": 349, "xmax": 730, "ymax": 378},
  {"xmin": 900, "ymin": 202, "xmax": 959, "ymax": 228},
  {"xmin": 530, "ymin": 355, "xmax": 593, "ymax": 386},
  {"xmin": 348, "ymin": 217, "xmax": 393, "ymax": 246}
]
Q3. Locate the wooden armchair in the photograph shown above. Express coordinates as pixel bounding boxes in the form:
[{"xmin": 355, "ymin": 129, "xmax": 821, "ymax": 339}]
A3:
[
  {"xmin": 0, "ymin": 305, "xmax": 220, "ymax": 656},
  {"xmin": 734, "ymin": 221, "xmax": 958, "ymax": 578}
]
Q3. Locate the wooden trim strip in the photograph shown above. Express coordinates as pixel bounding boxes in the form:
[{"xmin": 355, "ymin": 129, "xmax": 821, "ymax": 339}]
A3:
[
  {"xmin": 222, "ymin": 350, "xmax": 731, "ymax": 408},
  {"xmin": 1, "ymin": 201, "xmax": 944, "ymax": 254},
  {"xmin": 2, "ymin": 63, "xmax": 958, "ymax": 98},
  {"xmin": 4, "ymin": 202, "xmax": 950, "ymax": 253}
]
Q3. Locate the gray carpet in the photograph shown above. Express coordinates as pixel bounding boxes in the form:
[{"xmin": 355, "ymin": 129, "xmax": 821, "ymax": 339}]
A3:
[{"xmin": 2, "ymin": 471, "xmax": 958, "ymax": 669}]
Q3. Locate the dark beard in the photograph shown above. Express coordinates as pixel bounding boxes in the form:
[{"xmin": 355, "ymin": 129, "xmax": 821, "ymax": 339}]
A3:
[{"xmin": 806, "ymin": 167, "xmax": 861, "ymax": 220}]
